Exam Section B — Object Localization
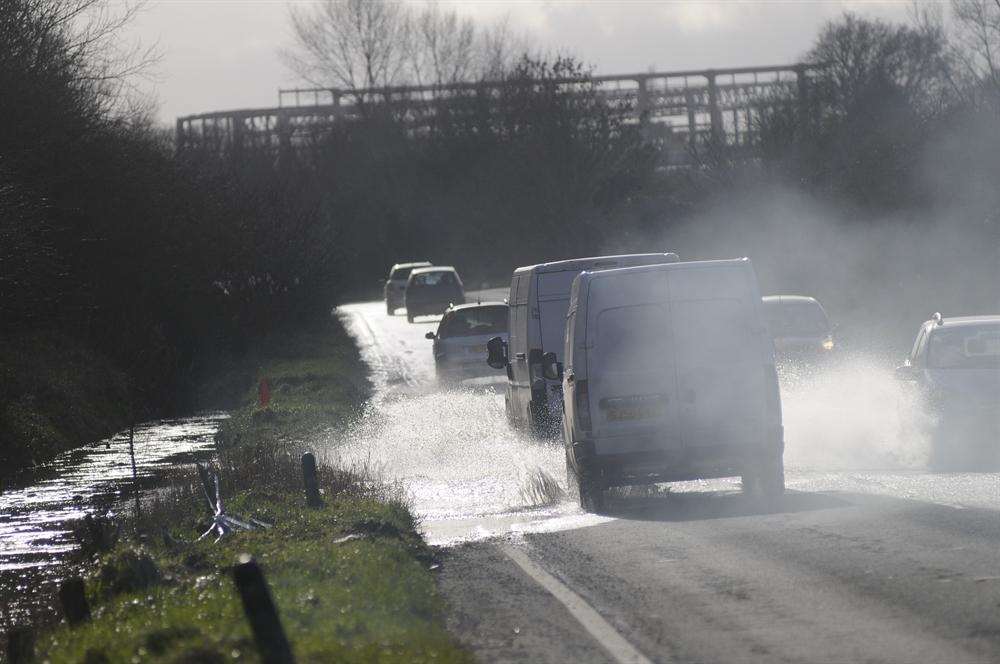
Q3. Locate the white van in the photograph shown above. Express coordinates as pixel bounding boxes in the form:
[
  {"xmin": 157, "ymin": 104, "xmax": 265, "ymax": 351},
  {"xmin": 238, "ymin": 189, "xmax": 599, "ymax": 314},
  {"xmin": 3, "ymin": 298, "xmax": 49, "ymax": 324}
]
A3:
[
  {"xmin": 488, "ymin": 253, "xmax": 678, "ymax": 435},
  {"xmin": 560, "ymin": 258, "xmax": 784, "ymax": 512}
]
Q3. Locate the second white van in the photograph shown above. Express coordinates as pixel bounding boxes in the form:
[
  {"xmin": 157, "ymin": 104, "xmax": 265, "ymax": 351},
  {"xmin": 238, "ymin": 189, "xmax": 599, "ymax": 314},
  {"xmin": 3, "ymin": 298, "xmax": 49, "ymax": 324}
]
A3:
[
  {"xmin": 560, "ymin": 258, "xmax": 784, "ymax": 512},
  {"xmin": 487, "ymin": 253, "xmax": 678, "ymax": 435}
]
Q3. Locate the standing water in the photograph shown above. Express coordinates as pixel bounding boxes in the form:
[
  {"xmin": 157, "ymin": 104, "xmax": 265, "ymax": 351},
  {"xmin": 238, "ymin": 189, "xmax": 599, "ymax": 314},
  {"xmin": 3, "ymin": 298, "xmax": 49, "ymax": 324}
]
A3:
[{"xmin": 0, "ymin": 413, "xmax": 223, "ymax": 626}]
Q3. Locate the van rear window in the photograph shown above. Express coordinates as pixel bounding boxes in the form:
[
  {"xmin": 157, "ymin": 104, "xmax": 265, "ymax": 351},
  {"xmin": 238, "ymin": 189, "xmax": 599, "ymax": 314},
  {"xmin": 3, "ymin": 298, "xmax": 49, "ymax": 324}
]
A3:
[
  {"xmin": 595, "ymin": 305, "xmax": 671, "ymax": 372},
  {"xmin": 537, "ymin": 271, "xmax": 579, "ymax": 298}
]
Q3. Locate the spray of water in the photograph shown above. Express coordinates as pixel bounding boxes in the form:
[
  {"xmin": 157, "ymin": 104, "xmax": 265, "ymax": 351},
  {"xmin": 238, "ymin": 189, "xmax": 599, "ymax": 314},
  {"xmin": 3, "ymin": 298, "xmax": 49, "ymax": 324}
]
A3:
[
  {"xmin": 780, "ymin": 353, "xmax": 934, "ymax": 471},
  {"xmin": 326, "ymin": 386, "xmax": 566, "ymax": 520}
]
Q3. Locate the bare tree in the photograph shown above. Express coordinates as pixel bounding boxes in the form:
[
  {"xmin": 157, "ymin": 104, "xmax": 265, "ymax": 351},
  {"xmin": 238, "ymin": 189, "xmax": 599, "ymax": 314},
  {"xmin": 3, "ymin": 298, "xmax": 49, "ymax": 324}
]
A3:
[
  {"xmin": 477, "ymin": 14, "xmax": 532, "ymax": 81},
  {"xmin": 410, "ymin": 2, "xmax": 476, "ymax": 87},
  {"xmin": 283, "ymin": 0, "xmax": 412, "ymax": 94},
  {"xmin": 950, "ymin": 0, "xmax": 1000, "ymax": 101}
]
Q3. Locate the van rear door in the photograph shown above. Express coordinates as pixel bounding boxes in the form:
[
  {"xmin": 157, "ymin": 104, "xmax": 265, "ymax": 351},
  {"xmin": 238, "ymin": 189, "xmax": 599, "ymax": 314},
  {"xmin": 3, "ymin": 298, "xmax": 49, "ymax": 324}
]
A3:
[
  {"xmin": 668, "ymin": 265, "xmax": 767, "ymax": 450},
  {"xmin": 586, "ymin": 271, "xmax": 681, "ymax": 456}
]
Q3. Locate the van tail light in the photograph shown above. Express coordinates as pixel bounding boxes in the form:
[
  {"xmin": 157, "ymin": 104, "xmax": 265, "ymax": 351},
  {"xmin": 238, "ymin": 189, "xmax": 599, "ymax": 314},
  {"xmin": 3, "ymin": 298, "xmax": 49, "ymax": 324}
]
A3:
[{"xmin": 576, "ymin": 379, "xmax": 592, "ymax": 432}]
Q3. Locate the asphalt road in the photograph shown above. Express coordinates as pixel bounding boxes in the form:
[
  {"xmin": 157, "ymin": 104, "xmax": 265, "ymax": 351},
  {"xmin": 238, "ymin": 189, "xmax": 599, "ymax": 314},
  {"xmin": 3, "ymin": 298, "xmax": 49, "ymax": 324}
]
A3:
[{"xmin": 337, "ymin": 296, "xmax": 1000, "ymax": 664}]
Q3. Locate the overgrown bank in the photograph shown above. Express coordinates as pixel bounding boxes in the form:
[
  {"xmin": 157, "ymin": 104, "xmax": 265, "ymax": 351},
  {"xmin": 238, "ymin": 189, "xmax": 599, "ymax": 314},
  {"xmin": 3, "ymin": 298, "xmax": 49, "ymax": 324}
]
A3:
[
  {"xmin": 0, "ymin": 333, "xmax": 131, "ymax": 472},
  {"xmin": 36, "ymin": 315, "xmax": 469, "ymax": 662}
]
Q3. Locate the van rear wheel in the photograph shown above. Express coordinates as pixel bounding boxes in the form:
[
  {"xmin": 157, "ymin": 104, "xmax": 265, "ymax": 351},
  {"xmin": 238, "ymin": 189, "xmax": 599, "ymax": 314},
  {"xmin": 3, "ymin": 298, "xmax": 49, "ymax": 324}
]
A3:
[
  {"xmin": 571, "ymin": 462, "xmax": 605, "ymax": 514},
  {"xmin": 742, "ymin": 453, "xmax": 784, "ymax": 497}
]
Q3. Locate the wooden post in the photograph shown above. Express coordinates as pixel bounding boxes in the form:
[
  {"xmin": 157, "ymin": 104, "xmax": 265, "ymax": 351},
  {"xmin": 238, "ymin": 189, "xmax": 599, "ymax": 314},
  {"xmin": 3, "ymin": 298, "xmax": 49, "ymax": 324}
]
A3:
[
  {"xmin": 7, "ymin": 627, "xmax": 34, "ymax": 664},
  {"xmin": 58, "ymin": 577, "xmax": 91, "ymax": 625},
  {"xmin": 301, "ymin": 453, "xmax": 322, "ymax": 508},
  {"xmin": 233, "ymin": 556, "xmax": 295, "ymax": 664}
]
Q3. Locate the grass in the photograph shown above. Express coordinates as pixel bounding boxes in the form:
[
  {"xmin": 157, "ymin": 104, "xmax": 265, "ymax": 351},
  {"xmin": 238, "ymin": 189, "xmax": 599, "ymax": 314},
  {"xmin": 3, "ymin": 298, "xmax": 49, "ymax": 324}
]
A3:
[
  {"xmin": 36, "ymin": 316, "xmax": 470, "ymax": 663},
  {"xmin": 213, "ymin": 318, "xmax": 371, "ymax": 448}
]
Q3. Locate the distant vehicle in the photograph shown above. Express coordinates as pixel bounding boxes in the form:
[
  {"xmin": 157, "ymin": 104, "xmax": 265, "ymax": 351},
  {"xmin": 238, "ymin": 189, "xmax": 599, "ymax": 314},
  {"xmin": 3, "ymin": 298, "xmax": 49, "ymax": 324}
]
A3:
[
  {"xmin": 761, "ymin": 295, "xmax": 835, "ymax": 356},
  {"xmin": 896, "ymin": 313, "xmax": 1000, "ymax": 467},
  {"xmin": 426, "ymin": 302, "xmax": 509, "ymax": 385},
  {"xmin": 487, "ymin": 253, "xmax": 679, "ymax": 436},
  {"xmin": 385, "ymin": 261, "xmax": 432, "ymax": 315},
  {"xmin": 405, "ymin": 266, "xmax": 465, "ymax": 323},
  {"xmin": 560, "ymin": 258, "xmax": 784, "ymax": 512}
]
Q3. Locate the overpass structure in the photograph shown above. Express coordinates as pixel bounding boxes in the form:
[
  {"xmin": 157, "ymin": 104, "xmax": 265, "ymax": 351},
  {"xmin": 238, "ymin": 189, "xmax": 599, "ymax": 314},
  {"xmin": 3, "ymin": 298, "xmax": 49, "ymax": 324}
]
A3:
[{"xmin": 176, "ymin": 63, "xmax": 821, "ymax": 163}]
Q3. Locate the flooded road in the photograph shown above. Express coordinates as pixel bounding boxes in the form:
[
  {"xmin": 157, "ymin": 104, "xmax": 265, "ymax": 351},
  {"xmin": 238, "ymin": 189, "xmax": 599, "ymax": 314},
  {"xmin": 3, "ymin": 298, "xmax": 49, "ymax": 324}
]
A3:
[
  {"xmin": 335, "ymin": 297, "xmax": 1000, "ymax": 545},
  {"xmin": 335, "ymin": 297, "xmax": 1000, "ymax": 663},
  {"xmin": 0, "ymin": 413, "xmax": 222, "ymax": 625}
]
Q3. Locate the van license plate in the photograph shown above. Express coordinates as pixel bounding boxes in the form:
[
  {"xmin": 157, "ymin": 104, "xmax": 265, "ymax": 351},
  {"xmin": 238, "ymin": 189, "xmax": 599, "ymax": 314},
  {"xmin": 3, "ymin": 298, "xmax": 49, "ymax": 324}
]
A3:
[{"xmin": 606, "ymin": 405, "xmax": 662, "ymax": 421}]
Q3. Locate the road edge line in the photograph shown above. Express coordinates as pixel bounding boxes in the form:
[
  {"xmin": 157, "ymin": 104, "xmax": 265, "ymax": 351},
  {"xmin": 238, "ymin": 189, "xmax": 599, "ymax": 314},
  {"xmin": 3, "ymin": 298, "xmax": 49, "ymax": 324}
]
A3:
[{"xmin": 500, "ymin": 543, "xmax": 655, "ymax": 664}]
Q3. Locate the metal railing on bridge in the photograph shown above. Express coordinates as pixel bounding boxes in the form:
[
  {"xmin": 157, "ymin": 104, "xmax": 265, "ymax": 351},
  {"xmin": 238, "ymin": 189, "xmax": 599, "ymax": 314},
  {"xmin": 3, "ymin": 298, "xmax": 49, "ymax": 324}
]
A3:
[{"xmin": 176, "ymin": 63, "xmax": 822, "ymax": 163}]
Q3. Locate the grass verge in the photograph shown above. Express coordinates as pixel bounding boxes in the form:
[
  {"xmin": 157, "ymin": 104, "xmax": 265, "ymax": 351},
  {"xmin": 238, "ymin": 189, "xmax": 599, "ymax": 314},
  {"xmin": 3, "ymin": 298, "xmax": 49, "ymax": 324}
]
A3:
[{"xmin": 36, "ymin": 316, "xmax": 470, "ymax": 663}]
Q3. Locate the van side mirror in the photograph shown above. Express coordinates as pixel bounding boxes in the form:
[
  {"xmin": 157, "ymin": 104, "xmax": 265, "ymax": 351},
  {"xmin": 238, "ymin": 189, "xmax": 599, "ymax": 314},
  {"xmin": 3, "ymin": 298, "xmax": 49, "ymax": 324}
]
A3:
[
  {"xmin": 425, "ymin": 332, "xmax": 436, "ymax": 340},
  {"xmin": 486, "ymin": 336, "xmax": 508, "ymax": 370},
  {"xmin": 894, "ymin": 364, "xmax": 918, "ymax": 381},
  {"xmin": 541, "ymin": 351, "xmax": 562, "ymax": 380}
]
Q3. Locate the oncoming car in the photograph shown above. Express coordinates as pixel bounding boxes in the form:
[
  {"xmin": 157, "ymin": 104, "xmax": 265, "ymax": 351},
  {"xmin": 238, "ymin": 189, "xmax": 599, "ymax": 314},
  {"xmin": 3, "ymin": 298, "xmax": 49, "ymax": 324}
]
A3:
[
  {"xmin": 426, "ymin": 302, "xmax": 508, "ymax": 385},
  {"xmin": 762, "ymin": 295, "xmax": 834, "ymax": 357},
  {"xmin": 896, "ymin": 313, "xmax": 1000, "ymax": 467},
  {"xmin": 384, "ymin": 261, "xmax": 431, "ymax": 315},
  {"xmin": 404, "ymin": 266, "xmax": 465, "ymax": 323}
]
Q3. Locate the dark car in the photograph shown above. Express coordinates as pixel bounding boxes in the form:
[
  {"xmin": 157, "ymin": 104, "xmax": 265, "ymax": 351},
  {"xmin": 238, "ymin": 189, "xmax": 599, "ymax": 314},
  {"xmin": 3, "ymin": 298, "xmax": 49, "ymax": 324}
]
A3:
[
  {"xmin": 762, "ymin": 295, "xmax": 835, "ymax": 358},
  {"xmin": 404, "ymin": 266, "xmax": 465, "ymax": 323}
]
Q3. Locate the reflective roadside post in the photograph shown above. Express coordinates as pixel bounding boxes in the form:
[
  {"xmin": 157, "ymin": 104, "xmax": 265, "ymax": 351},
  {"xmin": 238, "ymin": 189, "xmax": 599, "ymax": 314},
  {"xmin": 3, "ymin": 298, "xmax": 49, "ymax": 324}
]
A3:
[{"xmin": 233, "ymin": 554, "xmax": 295, "ymax": 664}]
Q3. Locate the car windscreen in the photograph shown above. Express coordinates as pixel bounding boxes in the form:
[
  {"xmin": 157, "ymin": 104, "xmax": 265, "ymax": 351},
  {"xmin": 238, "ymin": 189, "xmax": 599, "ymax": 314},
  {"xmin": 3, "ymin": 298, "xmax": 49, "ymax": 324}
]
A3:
[
  {"xmin": 763, "ymin": 301, "xmax": 830, "ymax": 337},
  {"xmin": 411, "ymin": 271, "xmax": 456, "ymax": 287},
  {"xmin": 439, "ymin": 306, "xmax": 508, "ymax": 338},
  {"xmin": 927, "ymin": 324, "xmax": 1000, "ymax": 369}
]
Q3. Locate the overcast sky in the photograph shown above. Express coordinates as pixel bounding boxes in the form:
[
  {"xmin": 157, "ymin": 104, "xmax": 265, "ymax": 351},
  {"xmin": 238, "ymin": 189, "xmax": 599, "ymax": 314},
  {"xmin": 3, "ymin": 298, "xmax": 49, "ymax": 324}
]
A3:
[{"xmin": 127, "ymin": 1, "xmax": 914, "ymax": 125}]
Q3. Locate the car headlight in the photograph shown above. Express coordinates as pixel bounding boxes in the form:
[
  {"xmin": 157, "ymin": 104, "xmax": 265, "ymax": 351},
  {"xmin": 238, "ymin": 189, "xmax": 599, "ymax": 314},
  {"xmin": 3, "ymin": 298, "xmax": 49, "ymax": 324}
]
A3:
[{"xmin": 822, "ymin": 337, "xmax": 834, "ymax": 351}]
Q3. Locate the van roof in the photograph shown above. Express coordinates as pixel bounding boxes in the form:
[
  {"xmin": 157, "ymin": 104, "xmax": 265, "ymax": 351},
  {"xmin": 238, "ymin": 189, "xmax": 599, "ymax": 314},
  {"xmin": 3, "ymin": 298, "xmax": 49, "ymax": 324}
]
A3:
[
  {"xmin": 762, "ymin": 295, "xmax": 820, "ymax": 305},
  {"xmin": 512, "ymin": 253, "xmax": 679, "ymax": 276},
  {"xmin": 410, "ymin": 265, "xmax": 457, "ymax": 276},
  {"xmin": 578, "ymin": 257, "xmax": 750, "ymax": 283}
]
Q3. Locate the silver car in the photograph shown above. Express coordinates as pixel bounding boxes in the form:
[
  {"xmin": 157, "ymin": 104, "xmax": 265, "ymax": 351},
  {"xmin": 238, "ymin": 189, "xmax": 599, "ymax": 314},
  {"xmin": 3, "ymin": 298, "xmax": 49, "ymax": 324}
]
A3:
[
  {"xmin": 426, "ymin": 302, "xmax": 508, "ymax": 385},
  {"xmin": 384, "ymin": 261, "xmax": 431, "ymax": 315},
  {"xmin": 896, "ymin": 313, "xmax": 1000, "ymax": 468}
]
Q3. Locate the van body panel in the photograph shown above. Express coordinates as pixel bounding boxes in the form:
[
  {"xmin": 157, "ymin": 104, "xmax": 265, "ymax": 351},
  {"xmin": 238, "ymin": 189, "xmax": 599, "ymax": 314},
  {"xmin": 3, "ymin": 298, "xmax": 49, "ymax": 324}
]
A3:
[
  {"xmin": 502, "ymin": 253, "xmax": 679, "ymax": 433},
  {"xmin": 564, "ymin": 258, "xmax": 780, "ymax": 485}
]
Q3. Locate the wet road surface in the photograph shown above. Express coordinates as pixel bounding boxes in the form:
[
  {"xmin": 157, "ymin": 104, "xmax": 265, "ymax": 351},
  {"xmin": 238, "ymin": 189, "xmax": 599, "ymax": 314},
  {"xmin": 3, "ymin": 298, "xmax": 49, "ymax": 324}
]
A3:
[{"xmin": 337, "ymin": 297, "xmax": 1000, "ymax": 663}]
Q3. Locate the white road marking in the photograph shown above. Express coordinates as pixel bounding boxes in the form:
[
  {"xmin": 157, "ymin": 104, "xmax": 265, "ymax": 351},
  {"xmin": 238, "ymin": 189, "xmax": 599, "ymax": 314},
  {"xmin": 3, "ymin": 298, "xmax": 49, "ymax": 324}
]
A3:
[{"xmin": 501, "ymin": 543, "xmax": 656, "ymax": 664}]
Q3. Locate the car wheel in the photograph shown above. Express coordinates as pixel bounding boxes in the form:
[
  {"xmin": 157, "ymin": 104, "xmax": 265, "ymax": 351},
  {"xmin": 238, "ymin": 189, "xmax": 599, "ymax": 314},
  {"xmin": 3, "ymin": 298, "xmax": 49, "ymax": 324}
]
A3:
[
  {"xmin": 407, "ymin": 314, "xmax": 414, "ymax": 324},
  {"xmin": 386, "ymin": 302, "xmax": 394, "ymax": 315}
]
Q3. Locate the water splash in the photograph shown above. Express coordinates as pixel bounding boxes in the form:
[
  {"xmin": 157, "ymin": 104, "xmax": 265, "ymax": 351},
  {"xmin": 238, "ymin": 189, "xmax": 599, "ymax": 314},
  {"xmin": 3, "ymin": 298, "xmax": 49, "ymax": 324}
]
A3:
[{"xmin": 780, "ymin": 353, "xmax": 933, "ymax": 470}]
